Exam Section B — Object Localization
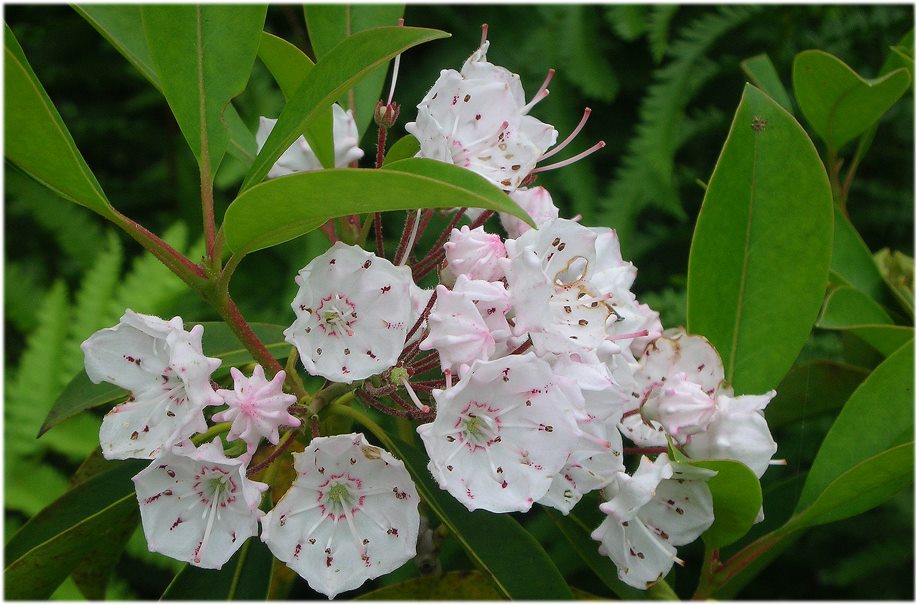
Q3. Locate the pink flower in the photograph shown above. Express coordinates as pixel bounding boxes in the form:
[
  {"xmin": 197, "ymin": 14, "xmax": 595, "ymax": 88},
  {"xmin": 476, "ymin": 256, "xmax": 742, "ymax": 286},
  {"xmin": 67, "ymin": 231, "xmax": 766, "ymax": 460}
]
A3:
[
  {"xmin": 442, "ymin": 225, "xmax": 507, "ymax": 284},
  {"xmin": 501, "ymin": 186, "xmax": 560, "ymax": 239}
]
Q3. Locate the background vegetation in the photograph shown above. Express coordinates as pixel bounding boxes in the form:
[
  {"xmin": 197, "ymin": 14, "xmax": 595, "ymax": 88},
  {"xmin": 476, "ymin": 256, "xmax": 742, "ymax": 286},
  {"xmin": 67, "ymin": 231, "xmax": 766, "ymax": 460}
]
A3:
[{"xmin": 5, "ymin": 4, "xmax": 913, "ymax": 599}]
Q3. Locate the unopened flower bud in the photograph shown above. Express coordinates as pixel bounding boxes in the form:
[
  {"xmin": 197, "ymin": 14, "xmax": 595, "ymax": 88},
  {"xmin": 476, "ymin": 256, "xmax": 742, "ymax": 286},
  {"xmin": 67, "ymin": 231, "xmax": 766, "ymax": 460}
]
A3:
[{"xmin": 374, "ymin": 100, "xmax": 400, "ymax": 130}]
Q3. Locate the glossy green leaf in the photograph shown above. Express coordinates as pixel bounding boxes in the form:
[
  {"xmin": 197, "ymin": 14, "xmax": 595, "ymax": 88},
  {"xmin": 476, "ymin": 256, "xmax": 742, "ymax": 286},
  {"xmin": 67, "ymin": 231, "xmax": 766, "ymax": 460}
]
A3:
[
  {"xmin": 792, "ymin": 442, "xmax": 913, "ymax": 529},
  {"xmin": 241, "ymin": 26, "xmax": 449, "ymax": 191},
  {"xmin": 71, "ymin": 504, "xmax": 139, "ymax": 599},
  {"xmin": 740, "ymin": 54, "xmax": 793, "ymax": 112},
  {"xmin": 875, "ymin": 248, "xmax": 915, "ymax": 317},
  {"xmin": 766, "ymin": 360, "xmax": 869, "ymax": 429},
  {"xmin": 830, "ymin": 206, "xmax": 887, "ymax": 301},
  {"xmin": 303, "ymin": 4, "xmax": 406, "ymax": 141},
  {"xmin": 691, "ymin": 460, "xmax": 761, "ymax": 549},
  {"xmin": 141, "ymin": 6, "xmax": 265, "ymax": 175},
  {"xmin": 73, "ymin": 5, "xmax": 256, "ymax": 163},
  {"xmin": 39, "ymin": 322, "xmax": 288, "ymax": 436},
  {"xmin": 355, "ymin": 570, "xmax": 502, "ymax": 600},
  {"xmin": 4, "ymin": 460, "xmax": 145, "ymax": 599},
  {"xmin": 383, "ymin": 134, "xmax": 420, "ymax": 166},
  {"xmin": 793, "ymin": 50, "xmax": 911, "ymax": 150},
  {"xmin": 225, "ymin": 159, "xmax": 532, "ymax": 255},
  {"xmin": 687, "ymin": 84, "xmax": 833, "ymax": 395},
  {"xmin": 4, "ymin": 24, "xmax": 114, "ymax": 218},
  {"xmin": 797, "ymin": 339, "xmax": 913, "ymax": 510},
  {"xmin": 161, "ymin": 538, "xmax": 274, "ymax": 599},
  {"xmin": 817, "ymin": 286, "xmax": 913, "ymax": 356},
  {"xmin": 543, "ymin": 508, "xmax": 646, "ymax": 600},
  {"xmin": 257, "ymin": 31, "xmax": 334, "ymax": 169}
]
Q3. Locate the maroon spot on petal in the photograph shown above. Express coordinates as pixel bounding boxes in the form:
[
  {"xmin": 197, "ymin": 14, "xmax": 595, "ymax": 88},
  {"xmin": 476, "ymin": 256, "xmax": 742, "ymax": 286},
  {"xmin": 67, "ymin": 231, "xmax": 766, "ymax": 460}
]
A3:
[
  {"xmin": 363, "ymin": 259, "xmax": 372, "ymax": 269},
  {"xmin": 294, "ymin": 543, "xmax": 302, "ymax": 559},
  {"xmin": 309, "ymin": 538, "xmax": 316, "ymax": 544},
  {"xmin": 170, "ymin": 517, "xmax": 183, "ymax": 530},
  {"xmin": 475, "ymin": 114, "xmax": 481, "ymax": 120},
  {"xmin": 387, "ymin": 527, "xmax": 399, "ymax": 536},
  {"xmin": 130, "ymin": 431, "xmax": 139, "ymax": 440},
  {"xmin": 381, "ymin": 285, "xmax": 391, "ymax": 293},
  {"xmin": 329, "ymin": 258, "xmax": 336, "ymax": 265}
]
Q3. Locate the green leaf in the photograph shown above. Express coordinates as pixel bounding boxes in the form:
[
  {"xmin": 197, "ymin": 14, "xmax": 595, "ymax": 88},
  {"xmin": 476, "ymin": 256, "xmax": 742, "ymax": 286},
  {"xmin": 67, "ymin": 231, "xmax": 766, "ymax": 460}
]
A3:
[
  {"xmin": 74, "ymin": 5, "xmax": 256, "ymax": 164},
  {"xmin": 225, "ymin": 159, "xmax": 532, "ymax": 255},
  {"xmin": 141, "ymin": 5, "xmax": 266, "ymax": 175},
  {"xmin": 690, "ymin": 460, "xmax": 761, "ymax": 549},
  {"xmin": 606, "ymin": 5, "xmax": 649, "ymax": 41},
  {"xmin": 766, "ymin": 360, "xmax": 869, "ymax": 429},
  {"xmin": 71, "ymin": 503, "xmax": 139, "ymax": 599},
  {"xmin": 355, "ymin": 570, "xmax": 503, "ymax": 600},
  {"xmin": 543, "ymin": 508, "xmax": 646, "ymax": 600},
  {"xmin": 687, "ymin": 84, "xmax": 834, "ymax": 395},
  {"xmin": 358, "ymin": 426, "xmax": 572, "ymax": 600},
  {"xmin": 257, "ymin": 31, "xmax": 334, "ymax": 169},
  {"xmin": 161, "ymin": 538, "xmax": 274, "ymax": 599},
  {"xmin": 875, "ymin": 248, "xmax": 914, "ymax": 317},
  {"xmin": 797, "ymin": 339, "xmax": 913, "ymax": 511},
  {"xmin": 740, "ymin": 54, "xmax": 793, "ymax": 112},
  {"xmin": 383, "ymin": 134, "xmax": 420, "ymax": 166},
  {"xmin": 791, "ymin": 442, "xmax": 913, "ymax": 528},
  {"xmin": 817, "ymin": 286, "xmax": 912, "ymax": 356},
  {"xmin": 4, "ymin": 24, "xmax": 114, "ymax": 218},
  {"xmin": 830, "ymin": 206, "xmax": 888, "ymax": 301},
  {"xmin": 4, "ymin": 460, "xmax": 146, "ymax": 599},
  {"xmin": 303, "ymin": 4, "xmax": 406, "ymax": 141},
  {"xmin": 39, "ymin": 322, "xmax": 288, "ymax": 436},
  {"xmin": 793, "ymin": 50, "xmax": 911, "ymax": 151},
  {"xmin": 241, "ymin": 26, "xmax": 448, "ymax": 191}
]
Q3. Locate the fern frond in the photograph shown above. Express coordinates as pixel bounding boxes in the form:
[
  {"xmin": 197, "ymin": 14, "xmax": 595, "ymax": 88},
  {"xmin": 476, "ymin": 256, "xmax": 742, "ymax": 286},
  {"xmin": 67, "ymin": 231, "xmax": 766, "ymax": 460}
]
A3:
[
  {"xmin": 5, "ymin": 281, "xmax": 71, "ymax": 459},
  {"xmin": 559, "ymin": 6, "xmax": 619, "ymax": 102},
  {"xmin": 4, "ymin": 261, "xmax": 48, "ymax": 334},
  {"xmin": 598, "ymin": 5, "xmax": 759, "ymax": 258},
  {"xmin": 647, "ymin": 5, "xmax": 679, "ymax": 64},
  {"xmin": 606, "ymin": 5, "xmax": 649, "ymax": 41}
]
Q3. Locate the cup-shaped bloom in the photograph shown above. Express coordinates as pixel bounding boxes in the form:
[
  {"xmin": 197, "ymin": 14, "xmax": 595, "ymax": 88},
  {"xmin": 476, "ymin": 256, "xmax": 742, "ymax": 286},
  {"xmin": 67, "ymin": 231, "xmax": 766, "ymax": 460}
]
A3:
[
  {"xmin": 256, "ymin": 104, "xmax": 363, "ymax": 178},
  {"xmin": 417, "ymin": 353, "xmax": 581, "ymax": 513},
  {"xmin": 132, "ymin": 440, "xmax": 267, "ymax": 569},
  {"xmin": 591, "ymin": 455, "xmax": 715, "ymax": 589},
  {"xmin": 638, "ymin": 328, "xmax": 725, "ymax": 397},
  {"xmin": 212, "ymin": 365, "xmax": 300, "ymax": 458},
  {"xmin": 405, "ymin": 41, "xmax": 557, "ymax": 192},
  {"xmin": 261, "ymin": 434, "xmax": 420, "ymax": 599},
  {"xmin": 285, "ymin": 243, "xmax": 416, "ymax": 383},
  {"xmin": 442, "ymin": 225, "xmax": 507, "ymax": 284},
  {"xmin": 81, "ymin": 310, "xmax": 222, "ymax": 460},
  {"xmin": 684, "ymin": 390, "xmax": 778, "ymax": 477},
  {"xmin": 641, "ymin": 372, "xmax": 717, "ymax": 444},
  {"xmin": 501, "ymin": 186, "xmax": 561, "ymax": 239}
]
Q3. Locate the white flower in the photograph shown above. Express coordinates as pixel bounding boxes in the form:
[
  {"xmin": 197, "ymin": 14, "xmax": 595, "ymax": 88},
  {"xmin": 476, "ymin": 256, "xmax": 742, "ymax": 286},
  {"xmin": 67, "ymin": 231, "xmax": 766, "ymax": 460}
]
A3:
[
  {"xmin": 591, "ymin": 454, "xmax": 715, "ymax": 589},
  {"xmin": 683, "ymin": 389, "xmax": 778, "ymax": 477},
  {"xmin": 417, "ymin": 353, "xmax": 581, "ymax": 513},
  {"xmin": 405, "ymin": 40, "xmax": 558, "ymax": 192},
  {"xmin": 261, "ymin": 434, "xmax": 420, "ymax": 599},
  {"xmin": 501, "ymin": 186, "xmax": 561, "ymax": 239},
  {"xmin": 256, "ymin": 104, "xmax": 364, "ymax": 178},
  {"xmin": 132, "ymin": 439, "xmax": 267, "ymax": 569},
  {"xmin": 641, "ymin": 372, "xmax": 717, "ymax": 444},
  {"xmin": 609, "ymin": 348, "xmax": 669, "ymax": 448},
  {"xmin": 212, "ymin": 365, "xmax": 300, "ymax": 459},
  {"xmin": 638, "ymin": 328, "xmax": 725, "ymax": 396},
  {"xmin": 81, "ymin": 310, "xmax": 222, "ymax": 460},
  {"xmin": 442, "ymin": 225, "xmax": 507, "ymax": 284},
  {"xmin": 285, "ymin": 242, "xmax": 416, "ymax": 383}
]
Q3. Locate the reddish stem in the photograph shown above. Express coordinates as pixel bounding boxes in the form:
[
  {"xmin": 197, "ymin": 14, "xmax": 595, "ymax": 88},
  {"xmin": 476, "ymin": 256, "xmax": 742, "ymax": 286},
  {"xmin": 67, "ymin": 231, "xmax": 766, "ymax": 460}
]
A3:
[
  {"xmin": 411, "ymin": 208, "xmax": 466, "ymax": 278},
  {"xmin": 309, "ymin": 416, "xmax": 321, "ymax": 439},
  {"xmin": 112, "ymin": 210, "xmax": 206, "ymax": 286},
  {"xmin": 376, "ymin": 125, "xmax": 388, "ymax": 169},
  {"xmin": 414, "ymin": 209, "xmax": 434, "ymax": 243},
  {"xmin": 509, "ymin": 338, "xmax": 532, "ymax": 356},
  {"xmin": 408, "ymin": 352, "xmax": 441, "ymax": 375},
  {"xmin": 356, "ymin": 389, "xmax": 413, "ymax": 418},
  {"xmin": 247, "ymin": 428, "xmax": 299, "ymax": 476},
  {"xmin": 394, "ymin": 210, "xmax": 419, "ymax": 265},
  {"xmin": 404, "ymin": 289, "xmax": 438, "ymax": 344},
  {"xmin": 374, "ymin": 213, "xmax": 385, "ymax": 257}
]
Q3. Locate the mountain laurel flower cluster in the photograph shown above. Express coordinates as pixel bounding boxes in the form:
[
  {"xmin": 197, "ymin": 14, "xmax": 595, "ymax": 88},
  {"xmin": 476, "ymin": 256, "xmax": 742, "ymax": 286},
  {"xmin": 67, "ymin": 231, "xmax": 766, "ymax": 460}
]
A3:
[{"xmin": 78, "ymin": 26, "xmax": 781, "ymax": 598}]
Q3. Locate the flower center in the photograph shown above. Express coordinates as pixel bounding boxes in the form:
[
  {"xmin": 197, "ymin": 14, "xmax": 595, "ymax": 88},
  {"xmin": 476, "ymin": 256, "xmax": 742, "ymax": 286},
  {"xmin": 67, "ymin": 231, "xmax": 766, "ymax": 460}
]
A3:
[
  {"xmin": 316, "ymin": 294, "xmax": 357, "ymax": 337},
  {"xmin": 319, "ymin": 475, "xmax": 365, "ymax": 519},
  {"xmin": 454, "ymin": 402, "xmax": 501, "ymax": 449}
]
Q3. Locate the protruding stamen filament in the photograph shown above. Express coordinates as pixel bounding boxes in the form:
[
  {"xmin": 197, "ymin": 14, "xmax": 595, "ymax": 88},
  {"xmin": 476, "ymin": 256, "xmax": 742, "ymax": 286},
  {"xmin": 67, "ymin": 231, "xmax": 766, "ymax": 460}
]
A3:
[
  {"xmin": 579, "ymin": 431, "xmax": 611, "ymax": 449},
  {"xmin": 521, "ymin": 68, "xmax": 555, "ymax": 115},
  {"xmin": 386, "ymin": 19, "xmax": 405, "ymax": 106},
  {"xmin": 400, "ymin": 376, "xmax": 430, "ymax": 413},
  {"xmin": 397, "ymin": 210, "xmax": 422, "ymax": 266},
  {"xmin": 769, "ymin": 458, "xmax": 789, "ymax": 466},
  {"xmin": 539, "ymin": 107, "xmax": 591, "ymax": 161},
  {"xmin": 444, "ymin": 369, "xmax": 453, "ymax": 389},
  {"xmin": 195, "ymin": 497, "xmax": 220, "ymax": 564},
  {"xmin": 480, "ymin": 23, "xmax": 488, "ymax": 49},
  {"xmin": 606, "ymin": 329, "xmax": 650, "ymax": 342},
  {"xmin": 532, "ymin": 141, "xmax": 606, "ymax": 174}
]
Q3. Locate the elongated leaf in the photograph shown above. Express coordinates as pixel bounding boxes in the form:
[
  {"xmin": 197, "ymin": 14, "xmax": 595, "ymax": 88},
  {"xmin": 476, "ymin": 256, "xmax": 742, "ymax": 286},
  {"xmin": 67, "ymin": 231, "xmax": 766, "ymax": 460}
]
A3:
[
  {"xmin": 817, "ymin": 286, "xmax": 913, "ymax": 355},
  {"xmin": 161, "ymin": 538, "xmax": 274, "ymax": 599},
  {"xmin": 687, "ymin": 85, "xmax": 833, "ymax": 395},
  {"xmin": 355, "ymin": 570, "xmax": 502, "ymax": 600},
  {"xmin": 740, "ymin": 54, "xmax": 793, "ymax": 112},
  {"xmin": 39, "ymin": 322, "xmax": 288, "ymax": 436},
  {"xmin": 142, "ymin": 6, "xmax": 265, "ymax": 175},
  {"xmin": 797, "ymin": 339, "xmax": 913, "ymax": 510},
  {"xmin": 766, "ymin": 360, "xmax": 869, "ymax": 429},
  {"xmin": 71, "ymin": 504, "xmax": 139, "ymax": 599},
  {"xmin": 225, "ymin": 159, "xmax": 533, "ymax": 255},
  {"xmin": 74, "ymin": 4, "xmax": 256, "ymax": 164},
  {"xmin": 543, "ymin": 508, "xmax": 645, "ymax": 600},
  {"xmin": 361, "ymin": 428, "xmax": 572, "ymax": 600},
  {"xmin": 4, "ymin": 460, "xmax": 145, "ymax": 599},
  {"xmin": 830, "ymin": 206, "xmax": 887, "ymax": 301},
  {"xmin": 691, "ymin": 460, "xmax": 761, "ymax": 549},
  {"xmin": 4, "ymin": 24, "xmax": 114, "ymax": 218},
  {"xmin": 241, "ymin": 26, "xmax": 448, "ymax": 191},
  {"xmin": 257, "ymin": 32, "xmax": 334, "ymax": 169},
  {"xmin": 304, "ymin": 4, "xmax": 406, "ymax": 141},
  {"xmin": 793, "ymin": 50, "xmax": 911, "ymax": 151},
  {"xmin": 383, "ymin": 134, "xmax": 420, "ymax": 166},
  {"xmin": 792, "ymin": 442, "xmax": 913, "ymax": 528}
]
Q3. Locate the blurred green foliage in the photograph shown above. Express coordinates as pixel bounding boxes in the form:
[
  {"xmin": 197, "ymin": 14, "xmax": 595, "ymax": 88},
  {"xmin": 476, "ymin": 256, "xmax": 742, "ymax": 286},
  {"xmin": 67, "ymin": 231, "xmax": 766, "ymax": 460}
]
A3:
[{"xmin": 5, "ymin": 4, "xmax": 912, "ymax": 599}]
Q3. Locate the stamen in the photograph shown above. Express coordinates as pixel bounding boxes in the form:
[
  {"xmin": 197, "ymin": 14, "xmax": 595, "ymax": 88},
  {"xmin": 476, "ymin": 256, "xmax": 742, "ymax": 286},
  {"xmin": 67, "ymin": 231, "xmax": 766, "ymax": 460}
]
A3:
[
  {"xmin": 579, "ymin": 431, "xmax": 611, "ymax": 449},
  {"xmin": 532, "ymin": 141, "xmax": 605, "ymax": 174},
  {"xmin": 400, "ymin": 376, "xmax": 430, "ymax": 413},
  {"xmin": 444, "ymin": 369, "xmax": 453, "ymax": 389},
  {"xmin": 397, "ymin": 210, "xmax": 422, "ymax": 266},
  {"xmin": 769, "ymin": 458, "xmax": 788, "ymax": 466},
  {"xmin": 539, "ymin": 107, "xmax": 591, "ymax": 161},
  {"xmin": 521, "ymin": 68, "xmax": 555, "ymax": 114},
  {"xmin": 195, "ymin": 497, "xmax": 220, "ymax": 564},
  {"xmin": 282, "ymin": 500, "xmax": 324, "ymax": 519},
  {"xmin": 606, "ymin": 329, "xmax": 650, "ymax": 342},
  {"xmin": 386, "ymin": 21, "xmax": 405, "ymax": 106},
  {"xmin": 480, "ymin": 23, "xmax": 488, "ymax": 49}
]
